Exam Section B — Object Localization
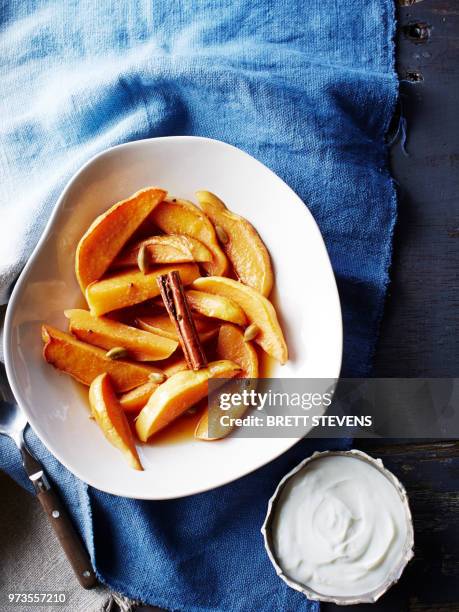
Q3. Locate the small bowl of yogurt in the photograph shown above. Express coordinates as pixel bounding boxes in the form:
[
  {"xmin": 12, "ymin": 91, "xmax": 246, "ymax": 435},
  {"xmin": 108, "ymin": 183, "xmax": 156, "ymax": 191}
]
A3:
[{"xmin": 262, "ymin": 449, "xmax": 414, "ymax": 605}]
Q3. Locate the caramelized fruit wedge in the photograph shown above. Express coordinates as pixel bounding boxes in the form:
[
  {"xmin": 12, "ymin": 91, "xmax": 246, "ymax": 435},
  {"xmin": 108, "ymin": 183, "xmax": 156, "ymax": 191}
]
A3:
[
  {"xmin": 119, "ymin": 381, "xmax": 157, "ymax": 413},
  {"xmin": 113, "ymin": 235, "xmax": 212, "ymax": 267},
  {"xmin": 185, "ymin": 290, "xmax": 247, "ymax": 326},
  {"xmin": 75, "ymin": 187, "xmax": 166, "ymax": 291},
  {"xmin": 192, "ymin": 277, "xmax": 288, "ymax": 364},
  {"xmin": 196, "ymin": 191, "xmax": 273, "ymax": 296},
  {"xmin": 89, "ymin": 373, "xmax": 143, "ymax": 470},
  {"xmin": 86, "ymin": 263, "xmax": 199, "ymax": 316},
  {"xmin": 195, "ymin": 324, "xmax": 258, "ymax": 440},
  {"xmin": 217, "ymin": 323, "xmax": 259, "ymax": 376},
  {"xmin": 160, "ymin": 356, "xmax": 189, "ymax": 377},
  {"xmin": 136, "ymin": 313, "xmax": 219, "ymax": 343},
  {"xmin": 42, "ymin": 325, "xmax": 160, "ymax": 392},
  {"xmin": 151, "ymin": 199, "xmax": 229, "ymax": 276},
  {"xmin": 135, "ymin": 360, "xmax": 241, "ymax": 441},
  {"xmin": 65, "ymin": 309, "xmax": 178, "ymax": 361},
  {"xmin": 119, "ymin": 358, "xmax": 189, "ymax": 412}
]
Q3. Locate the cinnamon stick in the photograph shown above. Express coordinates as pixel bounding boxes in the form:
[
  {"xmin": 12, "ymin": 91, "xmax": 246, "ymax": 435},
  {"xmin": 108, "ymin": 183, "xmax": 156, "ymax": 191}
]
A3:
[{"xmin": 157, "ymin": 271, "xmax": 207, "ymax": 370}]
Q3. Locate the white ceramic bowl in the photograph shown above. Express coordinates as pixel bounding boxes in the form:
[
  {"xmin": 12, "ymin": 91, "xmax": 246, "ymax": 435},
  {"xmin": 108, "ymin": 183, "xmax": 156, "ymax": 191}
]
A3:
[
  {"xmin": 4, "ymin": 136, "xmax": 342, "ymax": 499},
  {"xmin": 262, "ymin": 450, "xmax": 414, "ymax": 605}
]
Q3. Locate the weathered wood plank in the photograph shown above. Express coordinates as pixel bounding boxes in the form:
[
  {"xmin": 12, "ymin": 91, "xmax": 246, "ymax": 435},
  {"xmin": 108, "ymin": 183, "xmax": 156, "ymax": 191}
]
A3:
[
  {"xmin": 373, "ymin": 0, "xmax": 459, "ymax": 377},
  {"xmin": 368, "ymin": 0, "xmax": 459, "ymax": 606}
]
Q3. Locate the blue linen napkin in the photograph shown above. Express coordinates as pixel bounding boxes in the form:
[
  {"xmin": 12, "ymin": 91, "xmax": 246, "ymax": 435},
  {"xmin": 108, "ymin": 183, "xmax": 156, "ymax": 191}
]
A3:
[{"xmin": 0, "ymin": 1, "xmax": 397, "ymax": 610}]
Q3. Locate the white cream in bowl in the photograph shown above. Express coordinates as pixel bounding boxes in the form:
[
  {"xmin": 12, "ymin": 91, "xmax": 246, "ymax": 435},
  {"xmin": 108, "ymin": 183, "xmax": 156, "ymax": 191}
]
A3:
[{"xmin": 263, "ymin": 450, "xmax": 414, "ymax": 604}]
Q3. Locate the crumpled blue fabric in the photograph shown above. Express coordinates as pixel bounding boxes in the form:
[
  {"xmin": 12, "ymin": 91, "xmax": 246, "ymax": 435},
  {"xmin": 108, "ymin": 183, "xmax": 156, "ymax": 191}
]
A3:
[{"xmin": 0, "ymin": 1, "xmax": 397, "ymax": 610}]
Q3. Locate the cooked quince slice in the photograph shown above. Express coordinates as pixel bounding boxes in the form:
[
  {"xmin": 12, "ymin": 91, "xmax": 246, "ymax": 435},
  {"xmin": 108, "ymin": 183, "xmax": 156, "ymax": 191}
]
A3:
[
  {"xmin": 195, "ymin": 324, "xmax": 259, "ymax": 441},
  {"xmin": 89, "ymin": 373, "xmax": 143, "ymax": 470},
  {"xmin": 136, "ymin": 313, "xmax": 219, "ymax": 343},
  {"xmin": 113, "ymin": 235, "xmax": 212, "ymax": 267},
  {"xmin": 42, "ymin": 325, "xmax": 159, "ymax": 392},
  {"xmin": 196, "ymin": 191, "xmax": 273, "ymax": 296},
  {"xmin": 185, "ymin": 290, "xmax": 247, "ymax": 326},
  {"xmin": 151, "ymin": 198, "xmax": 228, "ymax": 276},
  {"xmin": 65, "ymin": 309, "xmax": 178, "ymax": 361},
  {"xmin": 135, "ymin": 360, "xmax": 240, "ymax": 441},
  {"xmin": 85, "ymin": 263, "xmax": 199, "ymax": 316},
  {"xmin": 119, "ymin": 358, "xmax": 189, "ymax": 412},
  {"xmin": 118, "ymin": 381, "xmax": 158, "ymax": 413},
  {"xmin": 192, "ymin": 277, "xmax": 287, "ymax": 364},
  {"xmin": 76, "ymin": 187, "xmax": 166, "ymax": 291},
  {"xmin": 216, "ymin": 324, "xmax": 258, "ymax": 377}
]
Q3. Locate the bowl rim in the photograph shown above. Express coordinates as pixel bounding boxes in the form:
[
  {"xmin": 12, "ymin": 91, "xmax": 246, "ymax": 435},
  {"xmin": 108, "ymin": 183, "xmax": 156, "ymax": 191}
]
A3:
[{"xmin": 3, "ymin": 135, "xmax": 343, "ymax": 499}]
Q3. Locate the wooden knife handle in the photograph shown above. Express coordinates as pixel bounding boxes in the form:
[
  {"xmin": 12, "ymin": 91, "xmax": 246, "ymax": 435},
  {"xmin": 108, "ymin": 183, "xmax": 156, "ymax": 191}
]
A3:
[{"xmin": 36, "ymin": 487, "xmax": 97, "ymax": 589}]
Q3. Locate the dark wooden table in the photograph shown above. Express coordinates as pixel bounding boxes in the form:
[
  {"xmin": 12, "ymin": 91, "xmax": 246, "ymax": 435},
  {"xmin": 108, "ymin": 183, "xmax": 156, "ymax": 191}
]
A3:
[
  {"xmin": 374, "ymin": 0, "xmax": 459, "ymax": 377},
  {"xmin": 326, "ymin": 1, "xmax": 459, "ymax": 610}
]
